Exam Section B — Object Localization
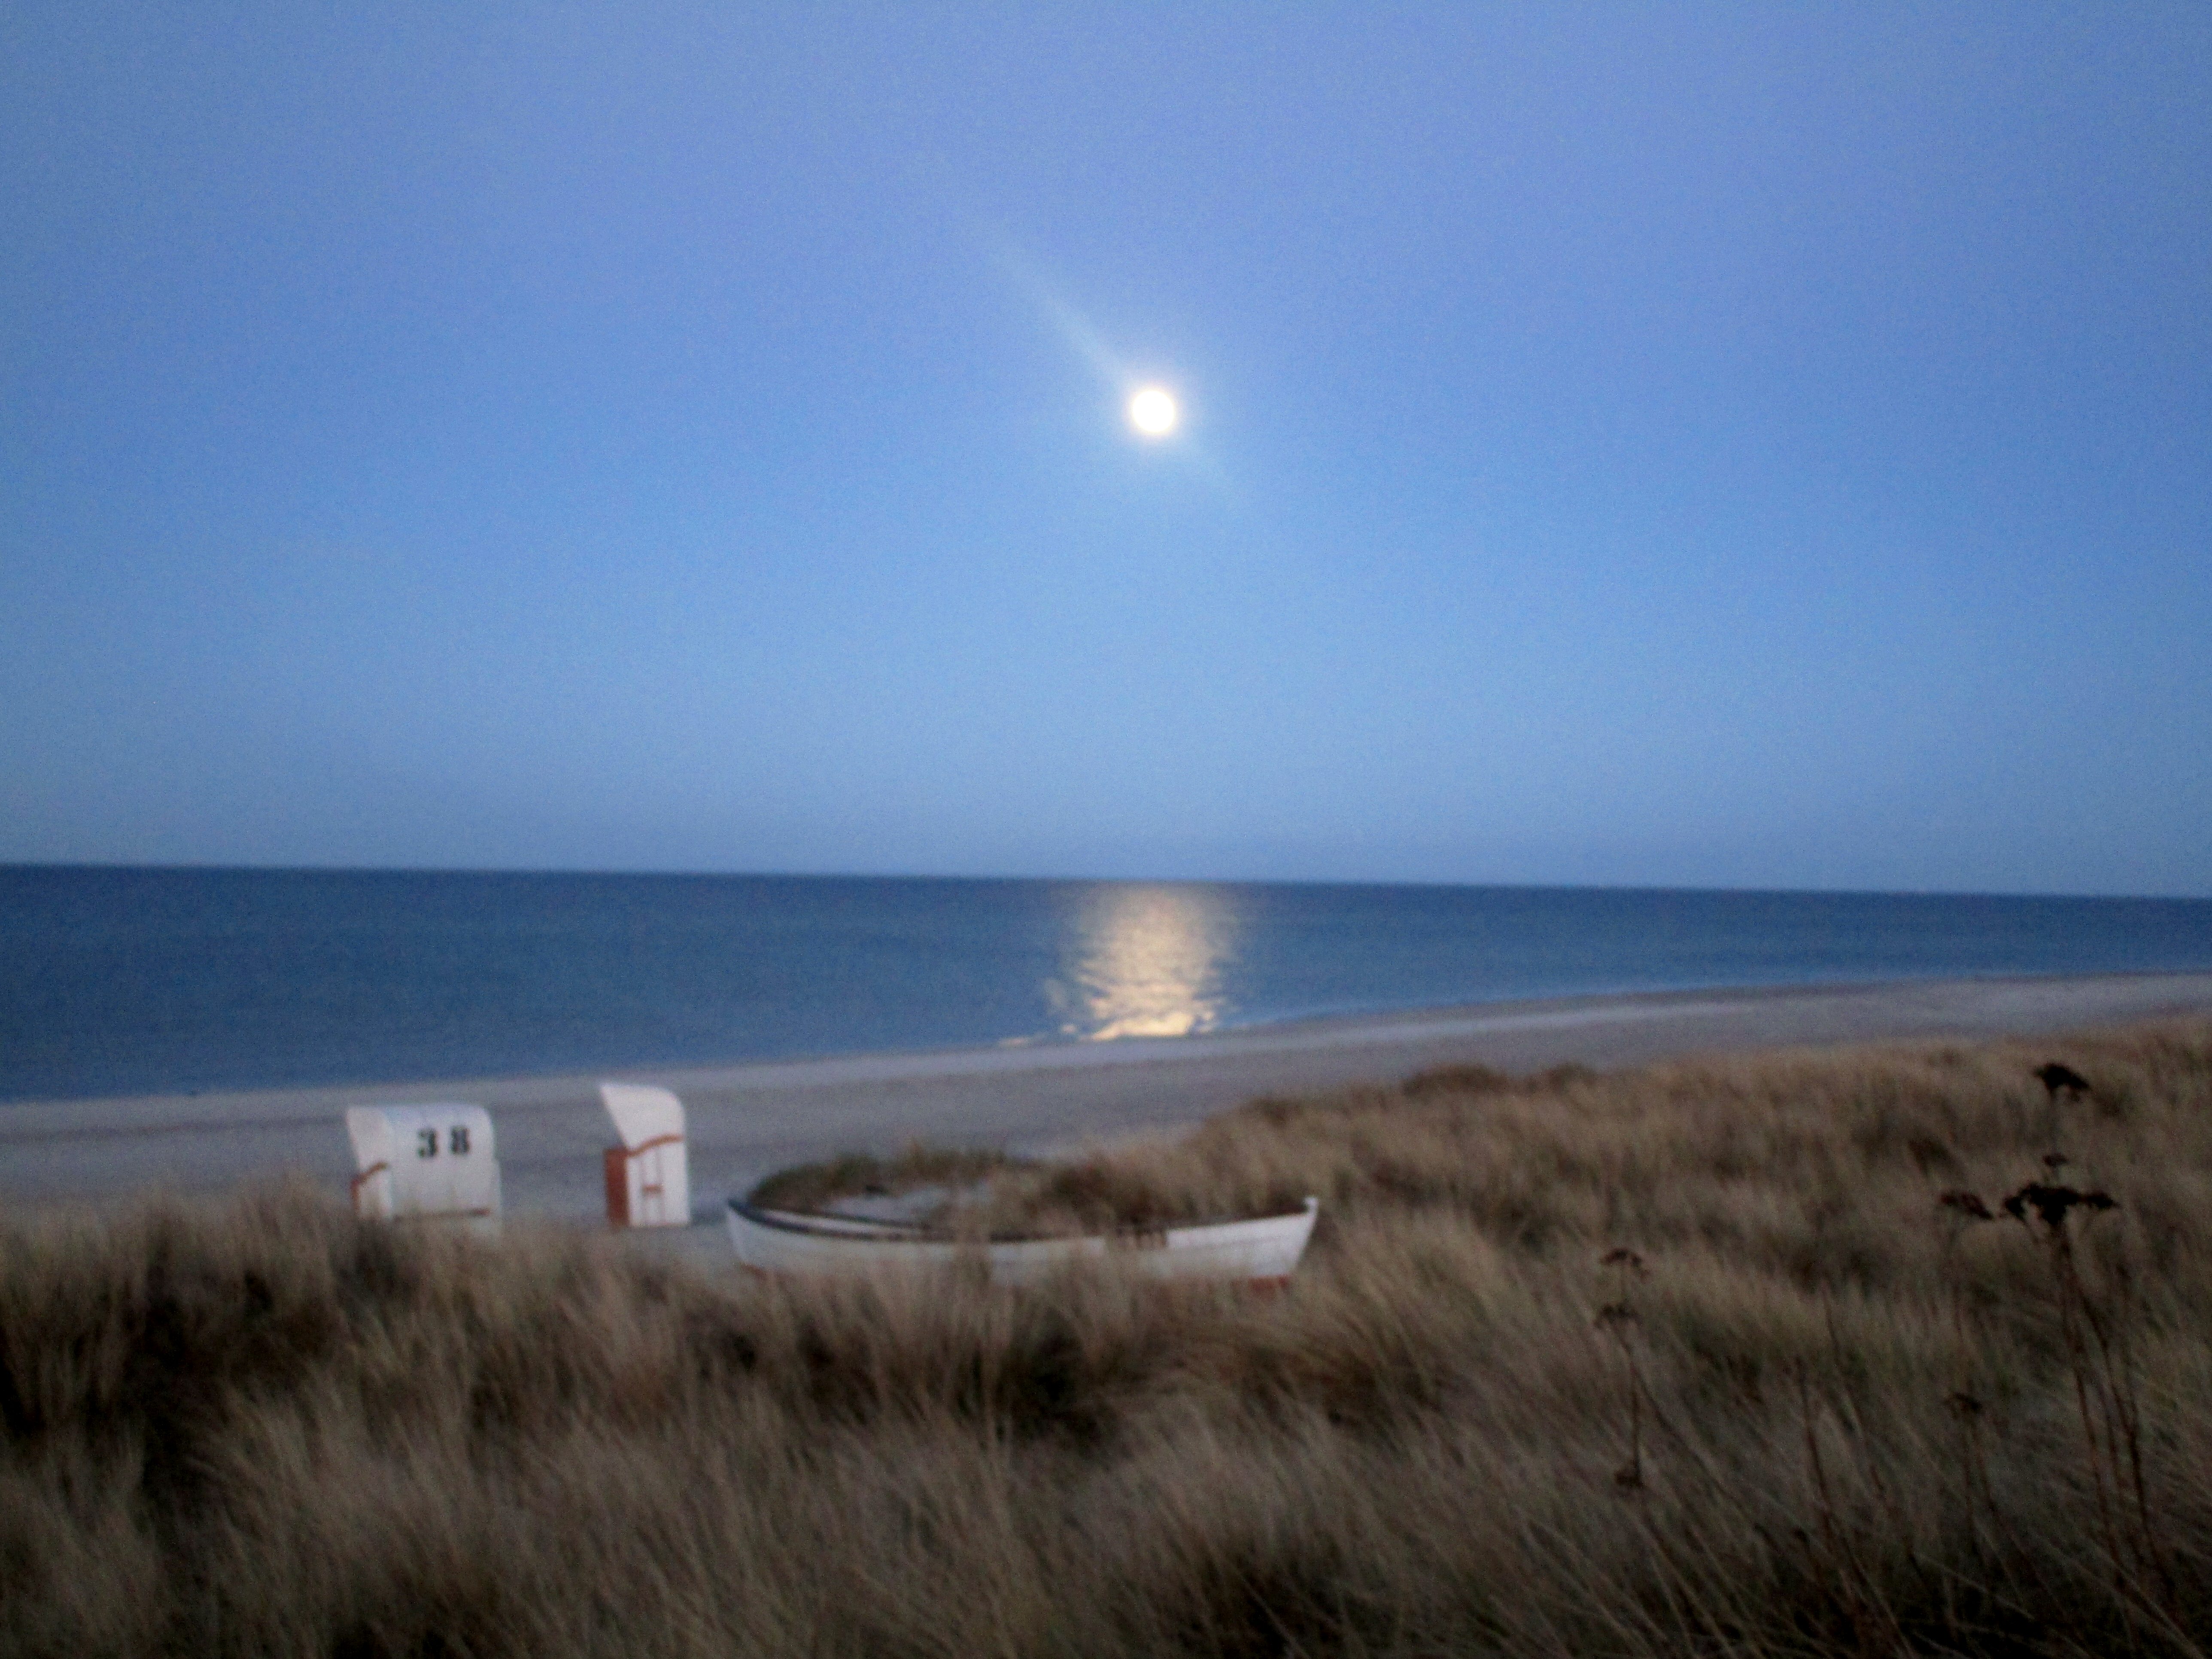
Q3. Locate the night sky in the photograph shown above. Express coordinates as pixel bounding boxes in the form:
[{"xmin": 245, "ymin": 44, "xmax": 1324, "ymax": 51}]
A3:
[{"xmin": 5, "ymin": 6, "xmax": 2207, "ymax": 895}]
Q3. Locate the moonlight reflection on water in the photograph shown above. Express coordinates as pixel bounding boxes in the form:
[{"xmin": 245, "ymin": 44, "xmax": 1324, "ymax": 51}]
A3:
[{"xmin": 1048, "ymin": 883, "xmax": 1241, "ymax": 1040}]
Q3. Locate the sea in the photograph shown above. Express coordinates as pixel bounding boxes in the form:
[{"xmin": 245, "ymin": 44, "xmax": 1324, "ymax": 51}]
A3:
[{"xmin": 3, "ymin": 866, "xmax": 2210, "ymax": 1103}]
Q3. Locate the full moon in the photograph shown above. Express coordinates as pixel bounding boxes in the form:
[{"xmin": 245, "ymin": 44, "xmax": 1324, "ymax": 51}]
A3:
[{"xmin": 1127, "ymin": 385, "xmax": 1179, "ymax": 437}]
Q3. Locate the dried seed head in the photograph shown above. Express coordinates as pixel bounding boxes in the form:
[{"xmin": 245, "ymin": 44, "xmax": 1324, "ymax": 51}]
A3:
[
  {"xmin": 2002, "ymin": 1182, "xmax": 2119, "ymax": 1228},
  {"xmin": 2034, "ymin": 1062, "xmax": 2091, "ymax": 1099},
  {"xmin": 1938, "ymin": 1189, "xmax": 1994, "ymax": 1222}
]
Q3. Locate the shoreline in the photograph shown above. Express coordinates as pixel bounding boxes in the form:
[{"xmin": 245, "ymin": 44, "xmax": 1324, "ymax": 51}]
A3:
[
  {"xmin": 15, "ymin": 964, "xmax": 2212, "ymax": 1109},
  {"xmin": 6, "ymin": 970, "xmax": 2211, "ymax": 1220}
]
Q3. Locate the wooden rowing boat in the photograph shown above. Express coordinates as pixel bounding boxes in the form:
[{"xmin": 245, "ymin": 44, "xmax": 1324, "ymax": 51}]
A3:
[{"xmin": 725, "ymin": 1194, "xmax": 1319, "ymax": 1287}]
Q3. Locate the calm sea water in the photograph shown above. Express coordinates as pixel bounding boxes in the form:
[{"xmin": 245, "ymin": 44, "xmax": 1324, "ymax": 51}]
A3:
[{"xmin": 3, "ymin": 866, "xmax": 2209, "ymax": 1102}]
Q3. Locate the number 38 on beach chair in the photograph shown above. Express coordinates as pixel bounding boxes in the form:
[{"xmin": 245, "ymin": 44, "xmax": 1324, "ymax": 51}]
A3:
[
  {"xmin": 599, "ymin": 1082, "xmax": 690, "ymax": 1228},
  {"xmin": 343, "ymin": 1103, "xmax": 503, "ymax": 1234}
]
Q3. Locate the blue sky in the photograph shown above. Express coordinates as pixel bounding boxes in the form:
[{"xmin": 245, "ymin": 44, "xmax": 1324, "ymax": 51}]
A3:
[{"xmin": 4, "ymin": 5, "xmax": 2207, "ymax": 895}]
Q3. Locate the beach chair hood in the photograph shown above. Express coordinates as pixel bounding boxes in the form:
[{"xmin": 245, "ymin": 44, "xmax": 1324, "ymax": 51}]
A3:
[{"xmin": 599, "ymin": 1082, "xmax": 690, "ymax": 1227}]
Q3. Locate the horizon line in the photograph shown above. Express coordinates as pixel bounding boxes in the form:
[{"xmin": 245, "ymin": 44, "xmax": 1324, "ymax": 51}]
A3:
[{"xmin": 3, "ymin": 859, "xmax": 2207, "ymax": 906}]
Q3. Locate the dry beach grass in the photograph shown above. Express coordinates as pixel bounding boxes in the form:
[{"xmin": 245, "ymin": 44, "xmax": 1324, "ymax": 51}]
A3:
[{"xmin": 5, "ymin": 1021, "xmax": 2212, "ymax": 1656}]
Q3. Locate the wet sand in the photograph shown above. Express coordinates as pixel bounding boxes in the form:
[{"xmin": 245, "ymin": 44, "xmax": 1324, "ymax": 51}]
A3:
[{"xmin": 5, "ymin": 972, "xmax": 2210, "ymax": 1224}]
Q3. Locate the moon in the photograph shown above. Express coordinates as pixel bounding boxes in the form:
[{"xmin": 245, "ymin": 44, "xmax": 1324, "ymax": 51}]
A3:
[{"xmin": 1127, "ymin": 385, "xmax": 1179, "ymax": 437}]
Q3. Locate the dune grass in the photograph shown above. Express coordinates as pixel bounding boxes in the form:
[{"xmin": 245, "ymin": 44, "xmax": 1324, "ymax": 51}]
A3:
[
  {"xmin": 5, "ymin": 1021, "xmax": 2212, "ymax": 1656},
  {"xmin": 746, "ymin": 1143, "xmax": 1027, "ymax": 1219}
]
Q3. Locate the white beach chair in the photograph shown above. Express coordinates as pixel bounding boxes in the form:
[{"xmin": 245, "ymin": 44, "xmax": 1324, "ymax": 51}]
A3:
[
  {"xmin": 599, "ymin": 1082, "xmax": 690, "ymax": 1228},
  {"xmin": 344, "ymin": 1104, "xmax": 502, "ymax": 1235}
]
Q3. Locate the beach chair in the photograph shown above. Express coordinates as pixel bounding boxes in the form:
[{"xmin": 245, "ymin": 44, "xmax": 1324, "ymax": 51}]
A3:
[
  {"xmin": 344, "ymin": 1103, "xmax": 502, "ymax": 1234},
  {"xmin": 599, "ymin": 1082, "xmax": 690, "ymax": 1228}
]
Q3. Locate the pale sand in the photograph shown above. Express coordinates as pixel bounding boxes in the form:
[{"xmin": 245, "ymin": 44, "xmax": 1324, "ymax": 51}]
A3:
[{"xmin": 4, "ymin": 973, "xmax": 2210, "ymax": 1227}]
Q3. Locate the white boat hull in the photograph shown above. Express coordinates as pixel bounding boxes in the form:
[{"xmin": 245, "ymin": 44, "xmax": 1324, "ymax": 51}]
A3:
[{"xmin": 726, "ymin": 1196, "xmax": 1319, "ymax": 1287}]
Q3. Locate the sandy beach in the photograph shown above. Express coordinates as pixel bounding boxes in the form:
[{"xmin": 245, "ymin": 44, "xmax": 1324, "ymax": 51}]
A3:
[{"xmin": 4, "ymin": 971, "xmax": 2208, "ymax": 1224}]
